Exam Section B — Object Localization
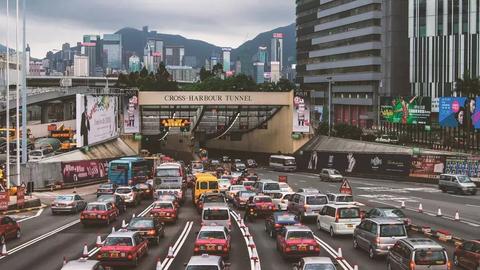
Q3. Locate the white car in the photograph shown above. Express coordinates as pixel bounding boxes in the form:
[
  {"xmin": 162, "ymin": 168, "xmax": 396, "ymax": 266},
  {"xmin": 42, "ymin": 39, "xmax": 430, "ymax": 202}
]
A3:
[
  {"xmin": 218, "ymin": 179, "xmax": 231, "ymax": 193},
  {"xmin": 279, "ymin": 182, "xmax": 293, "ymax": 193},
  {"xmin": 293, "ymin": 257, "xmax": 337, "ymax": 270},
  {"xmin": 272, "ymin": 192, "xmax": 293, "ymax": 211},
  {"xmin": 225, "ymin": 185, "xmax": 246, "ymax": 202},
  {"xmin": 316, "ymin": 204, "xmax": 361, "ymax": 237}
]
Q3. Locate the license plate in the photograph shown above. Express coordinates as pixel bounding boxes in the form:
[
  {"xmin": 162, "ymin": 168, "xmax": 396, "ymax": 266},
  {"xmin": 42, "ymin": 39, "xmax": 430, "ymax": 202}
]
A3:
[
  {"xmin": 110, "ymin": 252, "xmax": 119, "ymax": 258},
  {"xmin": 207, "ymin": 245, "xmax": 215, "ymax": 251},
  {"xmin": 347, "ymin": 224, "xmax": 353, "ymax": 228},
  {"xmin": 299, "ymin": 246, "xmax": 307, "ymax": 251}
]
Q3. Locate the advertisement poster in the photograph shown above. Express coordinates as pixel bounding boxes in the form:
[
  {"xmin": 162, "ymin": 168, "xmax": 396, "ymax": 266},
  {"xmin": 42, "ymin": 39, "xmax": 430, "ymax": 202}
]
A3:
[
  {"xmin": 445, "ymin": 156, "xmax": 480, "ymax": 181},
  {"xmin": 380, "ymin": 96, "xmax": 431, "ymax": 125},
  {"xmin": 76, "ymin": 94, "xmax": 119, "ymax": 147},
  {"xmin": 473, "ymin": 97, "xmax": 480, "ymax": 129},
  {"xmin": 61, "ymin": 159, "xmax": 110, "ymax": 184},
  {"xmin": 0, "ymin": 191, "xmax": 8, "ymax": 211},
  {"xmin": 123, "ymin": 95, "xmax": 140, "ymax": 134},
  {"xmin": 293, "ymin": 95, "xmax": 310, "ymax": 133},
  {"xmin": 313, "ymin": 105, "xmax": 324, "ymax": 122},
  {"xmin": 16, "ymin": 186, "xmax": 25, "ymax": 208},
  {"xmin": 438, "ymin": 97, "xmax": 471, "ymax": 128},
  {"xmin": 410, "ymin": 155, "xmax": 446, "ymax": 179}
]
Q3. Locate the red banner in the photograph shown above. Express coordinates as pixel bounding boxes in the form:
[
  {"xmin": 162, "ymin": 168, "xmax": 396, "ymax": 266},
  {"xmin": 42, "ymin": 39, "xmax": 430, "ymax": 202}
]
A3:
[
  {"xmin": 61, "ymin": 159, "xmax": 110, "ymax": 184},
  {"xmin": 17, "ymin": 187, "xmax": 25, "ymax": 208},
  {"xmin": 0, "ymin": 192, "xmax": 9, "ymax": 211}
]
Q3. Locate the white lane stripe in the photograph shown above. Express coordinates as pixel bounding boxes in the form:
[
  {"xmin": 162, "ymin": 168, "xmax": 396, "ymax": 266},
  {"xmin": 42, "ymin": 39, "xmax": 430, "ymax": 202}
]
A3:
[
  {"xmin": 158, "ymin": 221, "xmax": 193, "ymax": 269},
  {"xmin": 17, "ymin": 208, "xmax": 44, "ymax": 223},
  {"xmin": 163, "ymin": 221, "xmax": 194, "ymax": 270},
  {"xmin": 314, "ymin": 235, "xmax": 353, "ymax": 270},
  {"xmin": 230, "ymin": 211, "xmax": 261, "ymax": 270},
  {"xmin": 466, "ymin": 204, "xmax": 480, "ymax": 208}
]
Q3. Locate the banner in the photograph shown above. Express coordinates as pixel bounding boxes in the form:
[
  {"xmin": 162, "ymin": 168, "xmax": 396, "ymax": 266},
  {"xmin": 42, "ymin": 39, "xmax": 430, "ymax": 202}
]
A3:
[
  {"xmin": 410, "ymin": 155, "xmax": 446, "ymax": 179},
  {"xmin": 473, "ymin": 97, "xmax": 480, "ymax": 129},
  {"xmin": 380, "ymin": 96, "xmax": 431, "ymax": 125},
  {"xmin": 439, "ymin": 97, "xmax": 468, "ymax": 127},
  {"xmin": 16, "ymin": 186, "xmax": 25, "ymax": 208},
  {"xmin": 61, "ymin": 159, "xmax": 110, "ymax": 184},
  {"xmin": 123, "ymin": 95, "xmax": 140, "ymax": 134},
  {"xmin": 76, "ymin": 95, "xmax": 119, "ymax": 147},
  {"xmin": 293, "ymin": 95, "xmax": 310, "ymax": 133},
  {"xmin": 445, "ymin": 156, "xmax": 480, "ymax": 182},
  {"xmin": 0, "ymin": 191, "xmax": 8, "ymax": 211}
]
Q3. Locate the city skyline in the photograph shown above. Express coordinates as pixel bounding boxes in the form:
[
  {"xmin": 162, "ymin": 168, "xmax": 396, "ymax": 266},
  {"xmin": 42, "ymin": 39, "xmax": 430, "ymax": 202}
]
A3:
[{"xmin": 0, "ymin": 0, "xmax": 295, "ymax": 58}]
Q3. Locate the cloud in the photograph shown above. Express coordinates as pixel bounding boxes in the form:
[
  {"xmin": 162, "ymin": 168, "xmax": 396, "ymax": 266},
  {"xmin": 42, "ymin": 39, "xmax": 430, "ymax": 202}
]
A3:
[{"xmin": 1, "ymin": 0, "xmax": 295, "ymax": 58}]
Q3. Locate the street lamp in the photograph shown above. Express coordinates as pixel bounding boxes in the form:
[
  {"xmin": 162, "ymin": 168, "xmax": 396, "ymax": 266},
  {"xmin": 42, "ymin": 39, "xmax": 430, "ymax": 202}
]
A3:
[{"xmin": 326, "ymin": 76, "xmax": 334, "ymax": 137}]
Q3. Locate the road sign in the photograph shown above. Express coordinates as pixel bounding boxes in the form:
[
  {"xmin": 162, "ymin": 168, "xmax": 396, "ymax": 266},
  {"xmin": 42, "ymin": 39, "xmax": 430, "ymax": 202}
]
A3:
[
  {"xmin": 339, "ymin": 179, "xmax": 352, "ymax": 195},
  {"xmin": 278, "ymin": 175, "xmax": 288, "ymax": 183},
  {"xmin": 17, "ymin": 186, "xmax": 25, "ymax": 208},
  {"xmin": 0, "ymin": 191, "xmax": 9, "ymax": 211}
]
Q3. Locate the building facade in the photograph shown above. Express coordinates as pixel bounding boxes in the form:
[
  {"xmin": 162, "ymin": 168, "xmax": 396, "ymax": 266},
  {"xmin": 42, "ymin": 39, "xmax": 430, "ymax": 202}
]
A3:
[
  {"xmin": 103, "ymin": 34, "xmax": 122, "ymax": 71},
  {"xmin": 166, "ymin": 65, "xmax": 198, "ymax": 82},
  {"xmin": 409, "ymin": 0, "xmax": 480, "ymax": 98},
  {"xmin": 82, "ymin": 35, "xmax": 100, "ymax": 76},
  {"xmin": 74, "ymin": 55, "xmax": 89, "ymax": 77},
  {"xmin": 253, "ymin": 62, "xmax": 265, "ymax": 84},
  {"xmin": 129, "ymin": 55, "xmax": 141, "ymax": 73},
  {"xmin": 165, "ymin": 45, "xmax": 185, "ymax": 66},
  {"xmin": 271, "ymin": 33, "xmax": 284, "ymax": 72},
  {"xmin": 296, "ymin": 0, "xmax": 409, "ymax": 128},
  {"xmin": 222, "ymin": 47, "xmax": 232, "ymax": 72},
  {"xmin": 270, "ymin": 61, "xmax": 281, "ymax": 83}
]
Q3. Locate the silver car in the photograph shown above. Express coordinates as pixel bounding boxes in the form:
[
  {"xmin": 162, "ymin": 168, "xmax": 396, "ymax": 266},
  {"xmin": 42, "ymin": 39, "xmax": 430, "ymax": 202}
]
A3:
[
  {"xmin": 184, "ymin": 254, "xmax": 230, "ymax": 270},
  {"xmin": 319, "ymin": 169, "xmax": 344, "ymax": 182},
  {"xmin": 51, "ymin": 194, "xmax": 87, "ymax": 214},
  {"xmin": 293, "ymin": 257, "xmax": 336, "ymax": 270},
  {"xmin": 61, "ymin": 259, "xmax": 104, "ymax": 270},
  {"xmin": 387, "ymin": 238, "xmax": 450, "ymax": 270},
  {"xmin": 438, "ymin": 174, "xmax": 477, "ymax": 195}
]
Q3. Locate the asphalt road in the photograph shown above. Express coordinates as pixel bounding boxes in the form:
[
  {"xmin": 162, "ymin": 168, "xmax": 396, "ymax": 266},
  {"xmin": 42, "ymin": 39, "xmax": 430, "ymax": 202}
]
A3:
[{"xmin": 2, "ymin": 168, "xmax": 478, "ymax": 270}]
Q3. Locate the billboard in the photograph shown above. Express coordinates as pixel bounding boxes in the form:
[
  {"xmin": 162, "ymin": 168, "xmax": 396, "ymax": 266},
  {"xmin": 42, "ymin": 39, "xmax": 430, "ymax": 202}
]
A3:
[
  {"xmin": 123, "ymin": 95, "xmax": 140, "ymax": 134},
  {"xmin": 293, "ymin": 95, "xmax": 310, "ymax": 133},
  {"xmin": 439, "ymin": 97, "xmax": 468, "ymax": 127},
  {"xmin": 76, "ymin": 94, "xmax": 119, "ymax": 147},
  {"xmin": 410, "ymin": 155, "xmax": 446, "ymax": 179},
  {"xmin": 61, "ymin": 159, "xmax": 109, "ymax": 184},
  {"xmin": 380, "ymin": 96, "xmax": 431, "ymax": 125},
  {"xmin": 445, "ymin": 156, "xmax": 480, "ymax": 181},
  {"xmin": 472, "ymin": 97, "xmax": 480, "ymax": 129}
]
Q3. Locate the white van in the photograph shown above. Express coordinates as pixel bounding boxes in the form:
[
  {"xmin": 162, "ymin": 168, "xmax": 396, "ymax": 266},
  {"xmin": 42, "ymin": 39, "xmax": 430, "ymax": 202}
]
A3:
[
  {"xmin": 202, "ymin": 202, "xmax": 231, "ymax": 231},
  {"xmin": 269, "ymin": 155, "xmax": 297, "ymax": 172},
  {"xmin": 29, "ymin": 148, "xmax": 55, "ymax": 162},
  {"xmin": 316, "ymin": 204, "xmax": 361, "ymax": 237}
]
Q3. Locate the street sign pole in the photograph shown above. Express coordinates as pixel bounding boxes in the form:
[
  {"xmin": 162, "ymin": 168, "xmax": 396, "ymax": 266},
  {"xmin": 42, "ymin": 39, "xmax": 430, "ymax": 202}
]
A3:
[
  {"xmin": 21, "ymin": 0, "xmax": 27, "ymax": 164},
  {"xmin": 5, "ymin": 0, "xmax": 11, "ymax": 190}
]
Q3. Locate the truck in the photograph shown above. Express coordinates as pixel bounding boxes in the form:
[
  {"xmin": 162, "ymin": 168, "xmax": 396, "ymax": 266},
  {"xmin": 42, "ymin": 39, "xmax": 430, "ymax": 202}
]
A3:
[{"xmin": 154, "ymin": 162, "xmax": 186, "ymax": 203}]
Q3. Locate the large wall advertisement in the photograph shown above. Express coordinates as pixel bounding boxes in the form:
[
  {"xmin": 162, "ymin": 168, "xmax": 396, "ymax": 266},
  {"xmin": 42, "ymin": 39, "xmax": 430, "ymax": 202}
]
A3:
[
  {"xmin": 76, "ymin": 94, "xmax": 119, "ymax": 147},
  {"xmin": 123, "ymin": 95, "xmax": 140, "ymax": 134},
  {"xmin": 439, "ymin": 97, "xmax": 468, "ymax": 127},
  {"xmin": 410, "ymin": 155, "xmax": 445, "ymax": 179},
  {"xmin": 61, "ymin": 159, "xmax": 109, "ymax": 184},
  {"xmin": 445, "ymin": 156, "xmax": 480, "ymax": 181},
  {"xmin": 380, "ymin": 96, "xmax": 431, "ymax": 125},
  {"xmin": 293, "ymin": 95, "xmax": 310, "ymax": 133}
]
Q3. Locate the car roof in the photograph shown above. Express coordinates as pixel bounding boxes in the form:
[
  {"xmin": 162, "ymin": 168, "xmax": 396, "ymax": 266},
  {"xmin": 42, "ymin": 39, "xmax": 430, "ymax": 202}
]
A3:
[
  {"xmin": 258, "ymin": 179, "xmax": 277, "ymax": 183},
  {"xmin": 402, "ymin": 238, "xmax": 444, "ymax": 249},
  {"xmin": 116, "ymin": 186, "xmax": 132, "ymax": 189},
  {"xmin": 199, "ymin": 225, "xmax": 227, "ymax": 232},
  {"xmin": 325, "ymin": 204, "xmax": 358, "ymax": 209},
  {"xmin": 366, "ymin": 218, "xmax": 405, "ymax": 225},
  {"xmin": 254, "ymin": 195, "xmax": 272, "ymax": 199},
  {"xmin": 107, "ymin": 231, "xmax": 137, "ymax": 238},
  {"xmin": 187, "ymin": 254, "xmax": 222, "ymax": 265},
  {"xmin": 327, "ymin": 193, "xmax": 352, "ymax": 196},
  {"xmin": 87, "ymin": 202, "xmax": 108, "ymax": 206},
  {"xmin": 203, "ymin": 202, "xmax": 229, "ymax": 209},
  {"xmin": 297, "ymin": 192, "xmax": 325, "ymax": 197},
  {"xmin": 61, "ymin": 259, "xmax": 100, "ymax": 269},
  {"xmin": 302, "ymin": 257, "xmax": 334, "ymax": 264},
  {"xmin": 285, "ymin": 225, "xmax": 311, "ymax": 232},
  {"xmin": 56, "ymin": 194, "xmax": 76, "ymax": 197}
]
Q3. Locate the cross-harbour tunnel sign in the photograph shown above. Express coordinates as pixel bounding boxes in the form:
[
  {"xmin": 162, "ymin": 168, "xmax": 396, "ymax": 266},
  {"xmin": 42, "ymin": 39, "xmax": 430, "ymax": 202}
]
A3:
[{"xmin": 139, "ymin": 91, "xmax": 292, "ymax": 106}]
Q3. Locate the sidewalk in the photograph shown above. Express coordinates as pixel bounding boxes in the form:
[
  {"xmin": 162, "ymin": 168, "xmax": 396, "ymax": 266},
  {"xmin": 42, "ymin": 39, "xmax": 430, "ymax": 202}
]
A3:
[
  {"xmin": 32, "ymin": 182, "xmax": 99, "ymax": 201},
  {"xmin": 3, "ymin": 194, "xmax": 44, "ymax": 214}
]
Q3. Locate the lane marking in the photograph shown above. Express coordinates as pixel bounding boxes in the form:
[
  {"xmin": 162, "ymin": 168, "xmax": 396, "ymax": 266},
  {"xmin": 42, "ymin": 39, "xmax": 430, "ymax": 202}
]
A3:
[
  {"xmin": 163, "ymin": 221, "xmax": 194, "ymax": 270},
  {"xmin": 230, "ymin": 211, "xmax": 261, "ymax": 270},
  {"xmin": 17, "ymin": 208, "xmax": 44, "ymax": 223},
  {"xmin": 158, "ymin": 221, "xmax": 194, "ymax": 270},
  {"xmin": 314, "ymin": 235, "xmax": 353, "ymax": 270},
  {"xmin": 466, "ymin": 204, "xmax": 480, "ymax": 208}
]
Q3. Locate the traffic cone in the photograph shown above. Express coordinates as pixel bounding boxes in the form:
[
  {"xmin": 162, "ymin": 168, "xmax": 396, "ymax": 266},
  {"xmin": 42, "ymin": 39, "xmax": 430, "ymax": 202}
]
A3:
[
  {"xmin": 111, "ymin": 226, "xmax": 115, "ymax": 233},
  {"xmin": 250, "ymin": 248, "xmax": 259, "ymax": 261},
  {"xmin": 239, "ymin": 219, "xmax": 245, "ymax": 229},
  {"xmin": 63, "ymin": 256, "xmax": 67, "ymax": 265},
  {"xmin": 82, "ymin": 243, "xmax": 88, "ymax": 258},
  {"xmin": 401, "ymin": 201, "xmax": 405, "ymax": 209},
  {"xmin": 418, "ymin": 203, "xmax": 423, "ymax": 213},
  {"xmin": 132, "ymin": 213, "xmax": 136, "ymax": 219},
  {"xmin": 122, "ymin": 219, "xmax": 127, "ymax": 228},
  {"xmin": 353, "ymin": 265, "xmax": 358, "ymax": 270},
  {"xmin": 337, "ymin": 247, "xmax": 343, "ymax": 259},
  {"xmin": 437, "ymin": 208, "xmax": 442, "ymax": 217},
  {"xmin": 244, "ymin": 227, "xmax": 250, "ymax": 238},
  {"xmin": 1, "ymin": 243, "xmax": 7, "ymax": 256},
  {"xmin": 248, "ymin": 237, "xmax": 255, "ymax": 248},
  {"xmin": 96, "ymin": 235, "xmax": 102, "ymax": 247},
  {"xmin": 167, "ymin": 246, "xmax": 174, "ymax": 258},
  {"xmin": 454, "ymin": 211, "xmax": 460, "ymax": 221}
]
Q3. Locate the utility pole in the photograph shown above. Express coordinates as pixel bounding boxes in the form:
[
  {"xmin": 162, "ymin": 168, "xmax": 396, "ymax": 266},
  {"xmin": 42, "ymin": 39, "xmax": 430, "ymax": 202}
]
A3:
[
  {"xmin": 326, "ymin": 77, "xmax": 333, "ymax": 137},
  {"xmin": 21, "ymin": 0, "xmax": 27, "ymax": 164},
  {"xmin": 15, "ymin": 0, "xmax": 20, "ymax": 185},
  {"xmin": 6, "ymin": 0, "xmax": 10, "ymax": 189}
]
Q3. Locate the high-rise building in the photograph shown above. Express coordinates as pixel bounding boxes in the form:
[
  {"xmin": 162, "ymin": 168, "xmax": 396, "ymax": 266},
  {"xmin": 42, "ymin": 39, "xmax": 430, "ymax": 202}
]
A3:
[
  {"xmin": 165, "ymin": 45, "xmax": 185, "ymax": 66},
  {"xmin": 103, "ymin": 34, "xmax": 122, "ymax": 70},
  {"xmin": 74, "ymin": 55, "xmax": 89, "ymax": 77},
  {"xmin": 296, "ymin": 0, "xmax": 409, "ymax": 128},
  {"xmin": 271, "ymin": 33, "xmax": 284, "ymax": 72},
  {"xmin": 82, "ymin": 35, "xmax": 100, "ymax": 76},
  {"xmin": 235, "ymin": 58, "xmax": 242, "ymax": 74},
  {"xmin": 253, "ymin": 62, "xmax": 265, "ymax": 84},
  {"xmin": 143, "ymin": 43, "xmax": 155, "ymax": 72},
  {"xmin": 184, "ymin": 56, "xmax": 198, "ymax": 67},
  {"xmin": 270, "ymin": 61, "xmax": 281, "ymax": 83},
  {"xmin": 409, "ymin": 0, "xmax": 480, "ymax": 97},
  {"xmin": 145, "ymin": 37, "xmax": 164, "ymax": 70},
  {"xmin": 129, "ymin": 55, "xmax": 141, "ymax": 73},
  {"xmin": 222, "ymin": 47, "xmax": 232, "ymax": 72},
  {"xmin": 166, "ymin": 65, "xmax": 198, "ymax": 83},
  {"xmin": 258, "ymin": 46, "xmax": 268, "ymax": 65},
  {"xmin": 210, "ymin": 56, "xmax": 219, "ymax": 68}
]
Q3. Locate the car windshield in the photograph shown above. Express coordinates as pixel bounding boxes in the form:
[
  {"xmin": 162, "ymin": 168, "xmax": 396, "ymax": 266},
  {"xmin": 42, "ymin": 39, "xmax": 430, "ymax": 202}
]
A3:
[
  {"xmin": 135, "ymin": 184, "xmax": 149, "ymax": 189},
  {"xmin": 116, "ymin": 188, "xmax": 132, "ymax": 194},
  {"xmin": 231, "ymin": 186, "xmax": 245, "ymax": 191},
  {"xmin": 336, "ymin": 196, "xmax": 353, "ymax": 202},
  {"xmin": 99, "ymin": 184, "xmax": 113, "ymax": 189},
  {"xmin": 240, "ymin": 192, "xmax": 255, "ymax": 198},
  {"xmin": 198, "ymin": 231, "xmax": 226, "ymax": 240},
  {"xmin": 203, "ymin": 209, "xmax": 229, "ymax": 220},
  {"xmin": 287, "ymin": 231, "xmax": 314, "ymax": 240},
  {"xmin": 158, "ymin": 195, "xmax": 176, "ymax": 201},
  {"xmin": 264, "ymin": 183, "xmax": 280, "ymax": 190},
  {"xmin": 306, "ymin": 196, "xmax": 328, "ymax": 205},
  {"xmin": 380, "ymin": 224, "xmax": 406, "ymax": 237},
  {"xmin": 186, "ymin": 266, "xmax": 219, "ymax": 270},
  {"xmin": 414, "ymin": 249, "xmax": 446, "ymax": 265},
  {"xmin": 129, "ymin": 219, "xmax": 154, "ymax": 228},
  {"xmin": 338, "ymin": 208, "xmax": 360, "ymax": 219},
  {"xmin": 97, "ymin": 195, "xmax": 114, "ymax": 202},
  {"xmin": 204, "ymin": 196, "xmax": 225, "ymax": 203},
  {"xmin": 104, "ymin": 237, "xmax": 133, "ymax": 246},
  {"xmin": 30, "ymin": 151, "xmax": 43, "ymax": 157},
  {"xmin": 457, "ymin": 176, "xmax": 473, "ymax": 183},
  {"xmin": 218, "ymin": 180, "xmax": 230, "ymax": 185},
  {"xmin": 276, "ymin": 215, "xmax": 297, "ymax": 223},
  {"xmin": 305, "ymin": 264, "xmax": 336, "ymax": 270},
  {"xmin": 236, "ymin": 163, "xmax": 246, "ymax": 169},
  {"xmin": 86, "ymin": 204, "xmax": 106, "ymax": 211},
  {"xmin": 255, "ymin": 197, "xmax": 272, "ymax": 203},
  {"xmin": 284, "ymin": 159, "xmax": 296, "ymax": 166},
  {"xmin": 156, "ymin": 169, "xmax": 180, "ymax": 177},
  {"xmin": 209, "ymin": 181, "xmax": 218, "ymax": 189},
  {"xmin": 382, "ymin": 209, "xmax": 406, "ymax": 218},
  {"xmin": 56, "ymin": 195, "xmax": 74, "ymax": 201},
  {"xmin": 154, "ymin": 203, "xmax": 173, "ymax": 209},
  {"xmin": 272, "ymin": 193, "xmax": 284, "ymax": 199}
]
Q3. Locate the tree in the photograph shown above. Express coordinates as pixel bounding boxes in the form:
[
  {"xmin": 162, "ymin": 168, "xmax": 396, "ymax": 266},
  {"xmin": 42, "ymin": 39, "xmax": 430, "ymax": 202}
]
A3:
[
  {"xmin": 199, "ymin": 67, "xmax": 213, "ymax": 81},
  {"xmin": 212, "ymin": 63, "xmax": 224, "ymax": 76},
  {"xmin": 455, "ymin": 70, "xmax": 480, "ymax": 98},
  {"xmin": 276, "ymin": 78, "xmax": 296, "ymax": 91},
  {"xmin": 139, "ymin": 67, "xmax": 149, "ymax": 78}
]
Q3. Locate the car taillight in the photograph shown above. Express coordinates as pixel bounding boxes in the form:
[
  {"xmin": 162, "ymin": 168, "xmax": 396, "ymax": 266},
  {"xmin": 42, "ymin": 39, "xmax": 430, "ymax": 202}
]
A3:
[
  {"xmin": 148, "ymin": 230, "xmax": 156, "ymax": 235},
  {"xmin": 274, "ymin": 224, "xmax": 282, "ymax": 228},
  {"xmin": 410, "ymin": 260, "xmax": 415, "ymax": 270},
  {"xmin": 447, "ymin": 260, "xmax": 452, "ymax": 270},
  {"xmin": 127, "ymin": 253, "xmax": 133, "ymax": 260},
  {"xmin": 120, "ymin": 252, "xmax": 126, "ymax": 258},
  {"xmin": 335, "ymin": 213, "xmax": 340, "ymax": 223},
  {"xmin": 97, "ymin": 254, "xmax": 102, "ymax": 259},
  {"xmin": 315, "ymin": 245, "xmax": 320, "ymax": 252},
  {"xmin": 194, "ymin": 245, "xmax": 200, "ymax": 252},
  {"xmin": 217, "ymin": 245, "xmax": 223, "ymax": 251}
]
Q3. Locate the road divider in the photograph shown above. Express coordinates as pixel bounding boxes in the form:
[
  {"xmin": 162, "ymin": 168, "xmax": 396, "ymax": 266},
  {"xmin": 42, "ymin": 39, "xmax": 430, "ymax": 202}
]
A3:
[
  {"xmin": 313, "ymin": 235, "xmax": 354, "ymax": 270},
  {"xmin": 230, "ymin": 211, "xmax": 261, "ymax": 270},
  {"xmin": 156, "ymin": 221, "xmax": 194, "ymax": 270}
]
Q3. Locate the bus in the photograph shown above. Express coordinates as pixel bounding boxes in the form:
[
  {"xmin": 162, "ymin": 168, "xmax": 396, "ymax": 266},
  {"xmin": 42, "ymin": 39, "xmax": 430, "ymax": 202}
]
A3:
[
  {"xmin": 108, "ymin": 157, "xmax": 151, "ymax": 186},
  {"xmin": 269, "ymin": 155, "xmax": 297, "ymax": 172}
]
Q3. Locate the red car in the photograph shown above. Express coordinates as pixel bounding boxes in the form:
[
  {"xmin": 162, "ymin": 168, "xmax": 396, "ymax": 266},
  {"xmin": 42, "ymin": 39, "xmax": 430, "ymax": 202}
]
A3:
[
  {"xmin": 252, "ymin": 195, "xmax": 276, "ymax": 216},
  {"xmin": 276, "ymin": 225, "xmax": 320, "ymax": 259},
  {"xmin": 194, "ymin": 226, "xmax": 231, "ymax": 259},
  {"xmin": 453, "ymin": 240, "xmax": 480, "ymax": 270},
  {"xmin": 80, "ymin": 202, "xmax": 118, "ymax": 226},
  {"xmin": 0, "ymin": 216, "xmax": 21, "ymax": 244},
  {"xmin": 242, "ymin": 181, "xmax": 255, "ymax": 191},
  {"xmin": 97, "ymin": 231, "xmax": 148, "ymax": 266},
  {"xmin": 150, "ymin": 201, "xmax": 178, "ymax": 223}
]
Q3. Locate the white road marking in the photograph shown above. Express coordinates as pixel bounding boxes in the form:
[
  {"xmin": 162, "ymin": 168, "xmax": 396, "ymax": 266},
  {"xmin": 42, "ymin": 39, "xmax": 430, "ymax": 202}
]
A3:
[
  {"xmin": 299, "ymin": 180, "xmax": 307, "ymax": 183},
  {"xmin": 161, "ymin": 221, "xmax": 194, "ymax": 270},
  {"xmin": 17, "ymin": 208, "xmax": 44, "ymax": 223},
  {"xmin": 465, "ymin": 204, "xmax": 480, "ymax": 208}
]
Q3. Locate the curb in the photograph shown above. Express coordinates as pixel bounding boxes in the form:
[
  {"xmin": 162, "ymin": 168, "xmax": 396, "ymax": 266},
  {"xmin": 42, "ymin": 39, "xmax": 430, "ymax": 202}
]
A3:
[
  {"xmin": 34, "ymin": 179, "xmax": 107, "ymax": 192},
  {"xmin": 2, "ymin": 203, "xmax": 48, "ymax": 215},
  {"xmin": 409, "ymin": 224, "xmax": 465, "ymax": 247}
]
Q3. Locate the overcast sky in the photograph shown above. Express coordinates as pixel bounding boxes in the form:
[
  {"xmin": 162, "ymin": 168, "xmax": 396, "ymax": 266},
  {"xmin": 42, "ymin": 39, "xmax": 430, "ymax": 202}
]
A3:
[{"xmin": 0, "ymin": 0, "xmax": 295, "ymax": 58}]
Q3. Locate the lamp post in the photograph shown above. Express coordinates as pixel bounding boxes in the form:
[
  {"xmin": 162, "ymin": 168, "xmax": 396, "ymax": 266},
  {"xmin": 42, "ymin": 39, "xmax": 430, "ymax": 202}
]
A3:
[
  {"xmin": 5, "ymin": 0, "xmax": 10, "ymax": 189},
  {"xmin": 326, "ymin": 76, "xmax": 334, "ymax": 137}
]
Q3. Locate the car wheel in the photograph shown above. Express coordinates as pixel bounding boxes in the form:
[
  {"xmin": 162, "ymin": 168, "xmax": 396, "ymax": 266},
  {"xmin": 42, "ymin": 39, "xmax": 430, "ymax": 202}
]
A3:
[
  {"xmin": 353, "ymin": 237, "xmax": 358, "ymax": 249},
  {"xmin": 329, "ymin": 227, "xmax": 335, "ymax": 237},
  {"xmin": 453, "ymin": 254, "xmax": 459, "ymax": 266},
  {"xmin": 16, "ymin": 229, "xmax": 21, "ymax": 239},
  {"xmin": 368, "ymin": 246, "xmax": 376, "ymax": 259}
]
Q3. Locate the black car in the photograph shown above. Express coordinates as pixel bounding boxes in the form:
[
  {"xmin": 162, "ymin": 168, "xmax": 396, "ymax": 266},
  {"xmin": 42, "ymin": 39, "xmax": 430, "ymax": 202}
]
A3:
[
  {"xmin": 246, "ymin": 159, "xmax": 257, "ymax": 168},
  {"xmin": 264, "ymin": 212, "xmax": 300, "ymax": 238},
  {"xmin": 134, "ymin": 183, "xmax": 154, "ymax": 200},
  {"xmin": 126, "ymin": 217, "xmax": 165, "ymax": 245},
  {"xmin": 96, "ymin": 183, "xmax": 117, "ymax": 197},
  {"xmin": 97, "ymin": 194, "xmax": 127, "ymax": 214}
]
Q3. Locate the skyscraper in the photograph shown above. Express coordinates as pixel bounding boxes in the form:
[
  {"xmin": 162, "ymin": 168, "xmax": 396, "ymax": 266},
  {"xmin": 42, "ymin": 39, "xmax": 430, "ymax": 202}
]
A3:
[
  {"xmin": 271, "ymin": 33, "xmax": 283, "ymax": 72},
  {"xmin": 235, "ymin": 58, "xmax": 242, "ymax": 75},
  {"xmin": 82, "ymin": 35, "xmax": 100, "ymax": 76},
  {"xmin": 74, "ymin": 55, "xmax": 89, "ymax": 77},
  {"xmin": 165, "ymin": 45, "xmax": 185, "ymax": 66},
  {"xmin": 270, "ymin": 61, "xmax": 281, "ymax": 83},
  {"xmin": 409, "ymin": 0, "xmax": 480, "ymax": 97},
  {"xmin": 222, "ymin": 47, "xmax": 232, "ymax": 72},
  {"xmin": 146, "ymin": 37, "xmax": 164, "ymax": 69},
  {"xmin": 253, "ymin": 62, "xmax": 265, "ymax": 84},
  {"xmin": 103, "ymin": 34, "xmax": 122, "ymax": 70},
  {"xmin": 129, "ymin": 55, "xmax": 141, "ymax": 73},
  {"xmin": 258, "ymin": 46, "xmax": 268, "ymax": 65}
]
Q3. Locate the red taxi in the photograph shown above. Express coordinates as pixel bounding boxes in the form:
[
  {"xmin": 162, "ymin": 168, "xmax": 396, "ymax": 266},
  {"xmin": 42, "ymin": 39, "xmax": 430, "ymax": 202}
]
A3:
[
  {"xmin": 157, "ymin": 194, "xmax": 180, "ymax": 209},
  {"xmin": 150, "ymin": 201, "xmax": 178, "ymax": 223},
  {"xmin": 194, "ymin": 226, "xmax": 231, "ymax": 259},
  {"xmin": 252, "ymin": 195, "xmax": 276, "ymax": 216},
  {"xmin": 0, "ymin": 216, "xmax": 21, "ymax": 244},
  {"xmin": 97, "ymin": 231, "xmax": 148, "ymax": 266},
  {"xmin": 233, "ymin": 190, "xmax": 256, "ymax": 209},
  {"xmin": 80, "ymin": 202, "xmax": 118, "ymax": 226},
  {"xmin": 276, "ymin": 225, "xmax": 320, "ymax": 259},
  {"xmin": 242, "ymin": 181, "xmax": 255, "ymax": 191}
]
